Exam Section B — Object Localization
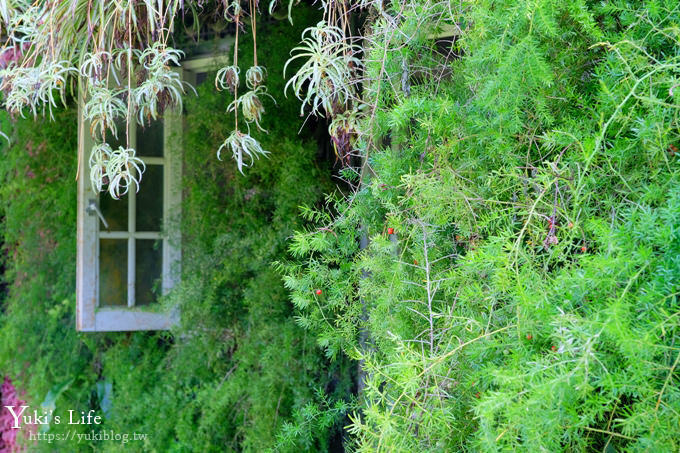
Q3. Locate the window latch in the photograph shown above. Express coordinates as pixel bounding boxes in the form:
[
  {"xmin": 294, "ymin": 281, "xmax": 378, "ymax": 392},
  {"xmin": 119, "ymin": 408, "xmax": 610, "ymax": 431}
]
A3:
[{"xmin": 86, "ymin": 199, "xmax": 109, "ymax": 230}]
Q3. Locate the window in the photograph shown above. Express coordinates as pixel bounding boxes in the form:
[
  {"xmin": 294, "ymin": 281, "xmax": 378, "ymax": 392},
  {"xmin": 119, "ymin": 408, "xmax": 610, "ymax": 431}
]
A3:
[
  {"xmin": 76, "ymin": 55, "xmax": 231, "ymax": 331},
  {"xmin": 76, "ymin": 94, "xmax": 182, "ymax": 331}
]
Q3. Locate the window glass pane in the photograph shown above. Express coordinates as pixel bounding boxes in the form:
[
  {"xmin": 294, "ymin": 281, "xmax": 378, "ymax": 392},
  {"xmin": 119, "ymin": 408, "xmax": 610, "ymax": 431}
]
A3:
[
  {"xmin": 99, "ymin": 239, "xmax": 127, "ymax": 306},
  {"xmin": 105, "ymin": 119, "xmax": 129, "ymax": 150},
  {"xmin": 137, "ymin": 119, "xmax": 164, "ymax": 157},
  {"xmin": 136, "ymin": 239, "xmax": 162, "ymax": 306},
  {"xmin": 136, "ymin": 164, "xmax": 164, "ymax": 231},
  {"xmin": 100, "ymin": 195, "xmax": 128, "ymax": 231},
  {"xmin": 100, "ymin": 120, "xmax": 131, "ymax": 233}
]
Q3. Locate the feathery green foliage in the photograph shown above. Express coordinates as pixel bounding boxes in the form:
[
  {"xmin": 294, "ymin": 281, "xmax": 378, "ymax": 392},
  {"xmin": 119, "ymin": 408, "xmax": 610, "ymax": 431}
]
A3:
[{"xmin": 282, "ymin": 0, "xmax": 680, "ymax": 450}]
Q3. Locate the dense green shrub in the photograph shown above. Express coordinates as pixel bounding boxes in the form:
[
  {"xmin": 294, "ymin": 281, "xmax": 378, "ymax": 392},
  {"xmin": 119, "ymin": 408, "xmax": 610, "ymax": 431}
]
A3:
[
  {"xmin": 283, "ymin": 0, "xmax": 680, "ymax": 451},
  {"xmin": 0, "ymin": 107, "xmax": 97, "ymax": 448}
]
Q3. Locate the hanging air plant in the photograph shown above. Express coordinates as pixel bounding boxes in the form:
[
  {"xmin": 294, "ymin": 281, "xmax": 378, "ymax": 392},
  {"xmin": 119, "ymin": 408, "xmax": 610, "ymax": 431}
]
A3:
[
  {"xmin": 245, "ymin": 65, "xmax": 266, "ymax": 89},
  {"xmin": 216, "ymin": 65, "xmax": 240, "ymax": 93},
  {"xmin": 83, "ymin": 83, "xmax": 127, "ymax": 139},
  {"xmin": 88, "ymin": 143, "xmax": 146, "ymax": 199},
  {"xmin": 217, "ymin": 130, "xmax": 269, "ymax": 174},
  {"xmin": 89, "ymin": 143, "xmax": 113, "ymax": 194},
  {"xmin": 229, "ymin": 85, "xmax": 274, "ymax": 131},
  {"xmin": 215, "ymin": 0, "xmax": 271, "ymax": 173},
  {"xmin": 284, "ymin": 21, "xmax": 361, "ymax": 117},
  {"xmin": 133, "ymin": 44, "xmax": 192, "ymax": 124},
  {"xmin": 105, "ymin": 146, "xmax": 146, "ymax": 199},
  {"xmin": 79, "ymin": 50, "xmax": 113, "ymax": 82},
  {"xmin": 1, "ymin": 60, "xmax": 76, "ymax": 118},
  {"xmin": 139, "ymin": 42, "xmax": 184, "ymax": 72},
  {"xmin": 328, "ymin": 105, "xmax": 365, "ymax": 164}
]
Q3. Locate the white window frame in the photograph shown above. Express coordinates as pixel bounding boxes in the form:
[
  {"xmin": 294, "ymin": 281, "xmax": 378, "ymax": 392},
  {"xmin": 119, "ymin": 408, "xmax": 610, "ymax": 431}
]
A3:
[
  {"xmin": 75, "ymin": 52, "xmax": 232, "ymax": 331},
  {"xmin": 76, "ymin": 83, "xmax": 183, "ymax": 331}
]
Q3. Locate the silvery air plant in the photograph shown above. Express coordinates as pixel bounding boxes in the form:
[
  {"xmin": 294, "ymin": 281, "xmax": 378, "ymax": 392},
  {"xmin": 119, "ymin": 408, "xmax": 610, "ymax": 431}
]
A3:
[
  {"xmin": 133, "ymin": 43, "xmax": 195, "ymax": 125},
  {"xmin": 1, "ymin": 60, "xmax": 76, "ymax": 119},
  {"xmin": 328, "ymin": 104, "xmax": 366, "ymax": 164},
  {"xmin": 284, "ymin": 20, "xmax": 364, "ymax": 167},
  {"xmin": 215, "ymin": 0, "xmax": 272, "ymax": 174},
  {"xmin": 239, "ymin": 66, "xmax": 274, "ymax": 131},
  {"xmin": 0, "ymin": 0, "xmax": 203, "ymax": 198},
  {"xmin": 83, "ymin": 83, "xmax": 127, "ymax": 139},
  {"xmin": 217, "ymin": 130, "xmax": 269, "ymax": 174},
  {"xmin": 216, "ymin": 65, "xmax": 240, "ymax": 94},
  {"xmin": 89, "ymin": 143, "xmax": 146, "ymax": 200},
  {"xmin": 228, "ymin": 84, "xmax": 275, "ymax": 132},
  {"xmin": 284, "ymin": 21, "xmax": 361, "ymax": 117},
  {"xmin": 245, "ymin": 65, "xmax": 265, "ymax": 88},
  {"xmin": 80, "ymin": 51, "xmax": 126, "ymax": 139}
]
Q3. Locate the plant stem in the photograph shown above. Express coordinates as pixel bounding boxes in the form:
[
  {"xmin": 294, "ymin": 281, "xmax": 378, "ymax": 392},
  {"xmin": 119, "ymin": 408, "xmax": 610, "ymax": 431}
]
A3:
[
  {"xmin": 250, "ymin": 0, "xmax": 258, "ymax": 67},
  {"xmin": 234, "ymin": 12, "xmax": 240, "ymax": 130}
]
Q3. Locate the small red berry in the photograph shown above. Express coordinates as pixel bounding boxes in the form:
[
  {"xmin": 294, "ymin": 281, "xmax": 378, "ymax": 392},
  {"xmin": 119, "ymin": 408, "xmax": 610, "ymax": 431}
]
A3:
[
  {"xmin": 315, "ymin": 289, "xmax": 322, "ymax": 295},
  {"xmin": 581, "ymin": 246, "xmax": 587, "ymax": 252},
  {"xmin": 387, "ymin": 227, "xmax": 394, "ymax": 235},
  {"xmin": 551, "ymin": 345, "xmax": 557, "ymax": 352},
  {"xmin": 475, "ymin": 392, "xmax": 481, "ymax": 399},
  {"xmin": 526, "ymin": 334, "xmax": 533, "ymax": 340},
  {"xmin": 413, "ymin": 259, "xmax": 418, "ymax": 265}
]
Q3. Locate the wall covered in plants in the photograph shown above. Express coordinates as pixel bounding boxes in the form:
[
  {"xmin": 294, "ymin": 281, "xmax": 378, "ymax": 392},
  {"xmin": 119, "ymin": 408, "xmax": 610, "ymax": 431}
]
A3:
[
  {"xmin": 0, "ymin": 0, "xmax": 679, "ymax": 452},
  {"xmin": 0, "ymin": 6, "xmax": 351, "ymax": 452}
]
